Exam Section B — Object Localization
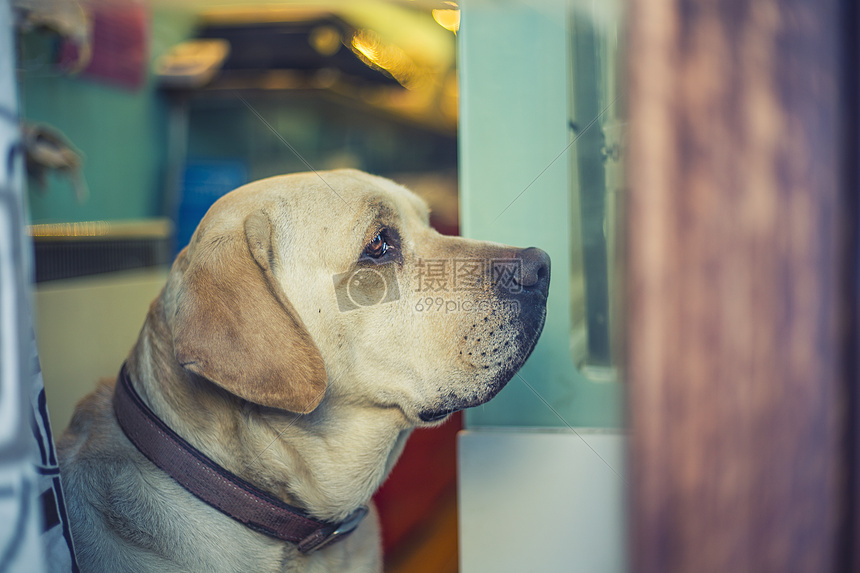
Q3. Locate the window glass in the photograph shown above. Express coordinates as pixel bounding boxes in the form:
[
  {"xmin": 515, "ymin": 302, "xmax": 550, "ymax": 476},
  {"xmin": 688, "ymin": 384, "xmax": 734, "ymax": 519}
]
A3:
[{"xmin": 568, "ymin": 1, "xmax": 625, "ymax": 382}]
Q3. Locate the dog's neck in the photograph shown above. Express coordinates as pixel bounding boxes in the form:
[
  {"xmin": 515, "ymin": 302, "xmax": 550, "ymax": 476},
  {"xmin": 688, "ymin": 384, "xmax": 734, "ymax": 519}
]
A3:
[{"xmin": 124, "ymin": 300, "xmax": 411, "ymax": 523}]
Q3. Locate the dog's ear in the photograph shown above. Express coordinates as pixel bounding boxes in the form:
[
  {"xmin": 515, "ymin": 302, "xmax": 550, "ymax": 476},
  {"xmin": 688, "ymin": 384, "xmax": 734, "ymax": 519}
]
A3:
[{"xmin": 172, "ymin": 210, "xmax": 327, "ymax": 413}]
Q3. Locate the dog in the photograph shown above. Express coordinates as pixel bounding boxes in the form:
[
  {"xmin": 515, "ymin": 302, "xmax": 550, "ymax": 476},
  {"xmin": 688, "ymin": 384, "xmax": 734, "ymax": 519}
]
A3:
[{"xmin": 57, "ymin": 169, "xmax": 550, "ymax": 572}]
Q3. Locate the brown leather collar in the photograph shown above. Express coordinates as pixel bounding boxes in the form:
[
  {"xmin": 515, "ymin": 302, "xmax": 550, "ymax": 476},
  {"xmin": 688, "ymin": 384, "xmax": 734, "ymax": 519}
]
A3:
[{"xmin": 112, "ymin": 363, "xmax": 367, "ymax": 553}]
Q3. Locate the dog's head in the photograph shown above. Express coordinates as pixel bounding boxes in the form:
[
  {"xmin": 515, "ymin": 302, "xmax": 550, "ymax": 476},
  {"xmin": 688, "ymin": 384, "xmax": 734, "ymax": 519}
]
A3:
[{"xmin": 165, "ymin": 169, "xmax": 549, "ymax": 426}]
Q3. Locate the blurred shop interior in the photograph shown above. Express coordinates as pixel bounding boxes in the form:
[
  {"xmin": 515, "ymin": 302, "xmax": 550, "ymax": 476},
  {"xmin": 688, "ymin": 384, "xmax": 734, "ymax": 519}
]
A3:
[
  {"xmin": 15, "ymin": 1, "xmax": 460, "ymax": 571},
  {"xmin": 15, "ymin": 0, "xmax": 629, "ymax": 570}
]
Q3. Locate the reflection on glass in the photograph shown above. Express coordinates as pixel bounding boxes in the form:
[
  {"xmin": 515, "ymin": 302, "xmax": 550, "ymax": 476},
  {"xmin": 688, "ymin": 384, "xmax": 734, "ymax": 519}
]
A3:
[{"xmin": 569, "ymin": 1, "xmax": 624, "ymax": 381}]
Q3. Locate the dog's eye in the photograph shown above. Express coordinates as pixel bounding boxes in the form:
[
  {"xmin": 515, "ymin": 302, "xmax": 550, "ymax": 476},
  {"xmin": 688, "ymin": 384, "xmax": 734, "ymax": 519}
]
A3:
[{"xmin": 365, "ymin": 233, "xmax": 389, "ymax": 259}]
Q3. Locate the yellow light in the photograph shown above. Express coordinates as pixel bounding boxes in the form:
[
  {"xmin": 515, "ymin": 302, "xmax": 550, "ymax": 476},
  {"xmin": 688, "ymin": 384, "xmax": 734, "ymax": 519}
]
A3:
[
  {"xmin": 349, "ymin": 29, "xmax": 429, "ymax": 90},
  {"xmin": 432, "ymin": 7, "xmax": 460, "ymax": 33},
  {"xmin": 309, "ymin": 25, "xmax": 342, "ymax": 57},
  {"xmin": 351, "ymin": 31, "xmax": 382, "ymax": 65}
]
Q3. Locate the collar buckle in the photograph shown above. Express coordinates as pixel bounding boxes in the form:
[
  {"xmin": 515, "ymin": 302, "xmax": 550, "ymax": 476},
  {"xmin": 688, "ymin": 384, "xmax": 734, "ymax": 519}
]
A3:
[{"xmin": 298, "ymin": 506, "xmax": 369, "ymax": 553}]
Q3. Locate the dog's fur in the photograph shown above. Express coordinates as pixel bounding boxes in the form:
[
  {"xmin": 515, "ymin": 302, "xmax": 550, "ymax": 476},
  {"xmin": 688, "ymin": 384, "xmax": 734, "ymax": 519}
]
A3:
[{"xmin": 58, "ymin": 170, "xmax": 549, "ymax": 572}]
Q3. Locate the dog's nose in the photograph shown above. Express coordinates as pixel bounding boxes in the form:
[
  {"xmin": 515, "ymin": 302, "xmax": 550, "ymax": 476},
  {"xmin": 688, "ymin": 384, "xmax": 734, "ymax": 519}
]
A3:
[{"xmin": 515, "ymin": 247, "xmax": 551, "ymax": 290}]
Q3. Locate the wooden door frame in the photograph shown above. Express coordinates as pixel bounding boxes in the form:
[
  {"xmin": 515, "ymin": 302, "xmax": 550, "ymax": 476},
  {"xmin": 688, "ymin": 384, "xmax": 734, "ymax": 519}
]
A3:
[
  {"xmin": 626, "ymin": 1, "xmax": 858, "ymax": 571},
  {"xmin": 845, "ymin": 2, "xmax": 860, "ymax": 569}
]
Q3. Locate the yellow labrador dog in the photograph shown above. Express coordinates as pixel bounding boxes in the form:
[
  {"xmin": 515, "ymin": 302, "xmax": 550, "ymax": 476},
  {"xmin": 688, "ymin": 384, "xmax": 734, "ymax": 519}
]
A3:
[{"xmin": 58, "ymin": 169, "xmax": 550, "ymax": 572}]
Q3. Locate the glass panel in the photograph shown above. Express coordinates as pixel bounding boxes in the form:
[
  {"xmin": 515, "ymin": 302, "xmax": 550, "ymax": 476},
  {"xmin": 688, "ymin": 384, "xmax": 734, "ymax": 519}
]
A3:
[
  {"xmin": 459, "ymin": 0, "xmax": 624, "ymax": 428},
  {"xmin": 568, "ymin": 1, "xmax": 625, "ymax": 382}
]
